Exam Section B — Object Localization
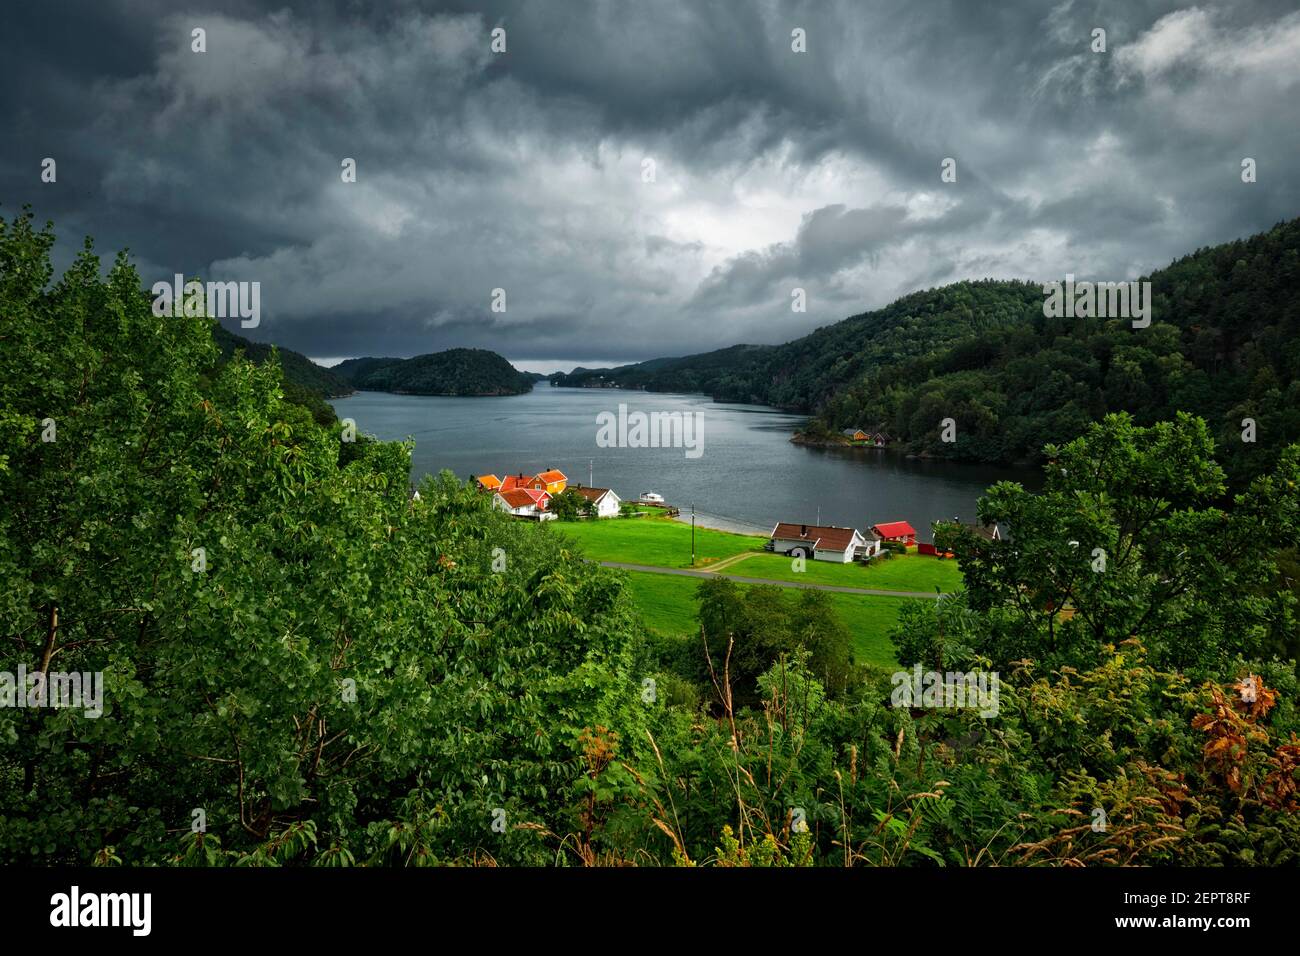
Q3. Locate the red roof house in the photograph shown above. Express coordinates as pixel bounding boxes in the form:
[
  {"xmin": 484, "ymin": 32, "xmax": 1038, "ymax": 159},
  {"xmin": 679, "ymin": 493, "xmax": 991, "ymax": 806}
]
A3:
[
  {"xmin": 494, "ymin": 487, "xmax": 552, "ymax": 519},
  {"xmin": 872, "ymin": 521, "xmax": 917, "ymax": 546},
  {"xmin": 499, "ymin": 473, "xmax": 530, "ymax": 492}
]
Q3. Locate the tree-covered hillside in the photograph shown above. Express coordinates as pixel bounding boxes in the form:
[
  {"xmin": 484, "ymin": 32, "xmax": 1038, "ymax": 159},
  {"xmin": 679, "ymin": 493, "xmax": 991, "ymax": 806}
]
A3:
[
  {"xmin": 813, "ymin": 218, "xmax": 1300, "ymax": 482},
  {"xmin": 335, "ymin": 348, "xmax": 534, "ymax": 396},
  {"xmin": 553, "ymin": 218, "xmax": 1300, "ymax": 482},
  {"xmin": 212, "ymin": 324, "xmax": 352, "ymax": 426},
  {"xmin": 550, "ymin": 282, "xmax": 1045, "ymax": 406}
]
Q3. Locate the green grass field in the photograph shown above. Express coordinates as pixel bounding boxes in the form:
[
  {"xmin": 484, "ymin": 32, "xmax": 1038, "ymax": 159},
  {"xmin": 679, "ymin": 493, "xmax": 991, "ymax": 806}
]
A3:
[
  {"xmin": 552, "ymin": 515, "xmax": 764, "ymax": 568},
  {"xmin": 549, "ymin": 517, "xmax": 956, "ymax": 668},
  {"xmin": 620, "ymin": 570, "xmax": 904, "ymax": 668},
  {"xmin": 727, "ymin": 551, "xmax": 964, "ymax": 593}
]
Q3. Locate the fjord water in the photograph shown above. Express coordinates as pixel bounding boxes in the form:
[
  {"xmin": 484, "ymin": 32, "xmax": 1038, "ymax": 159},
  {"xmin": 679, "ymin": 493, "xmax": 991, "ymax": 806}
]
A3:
[{"xmin": 332, "ymin": 383, "xmax": 1034, "ymax": 540}]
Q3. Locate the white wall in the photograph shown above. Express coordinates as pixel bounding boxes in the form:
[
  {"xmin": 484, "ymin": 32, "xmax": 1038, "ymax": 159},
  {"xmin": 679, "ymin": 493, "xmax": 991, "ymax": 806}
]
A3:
[
  {"xmin": 771, "ymin": 537, "xmax": 813, "ymax": 557},
  {"xmin": 814, "ymin": 546, "xmax": 853, "ymax": 563}
]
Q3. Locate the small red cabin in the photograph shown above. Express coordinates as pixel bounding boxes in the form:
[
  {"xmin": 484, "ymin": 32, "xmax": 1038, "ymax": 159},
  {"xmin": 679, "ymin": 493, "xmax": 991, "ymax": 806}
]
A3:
[{"xmin": 872, "ymin": 521, "xmax": 917, "ymax": 547}]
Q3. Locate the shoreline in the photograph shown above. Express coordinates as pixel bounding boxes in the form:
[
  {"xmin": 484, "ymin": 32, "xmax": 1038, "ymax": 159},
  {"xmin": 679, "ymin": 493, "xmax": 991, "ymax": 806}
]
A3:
[{"xmin": 668, "ymin": 510, "xmax": 770, "ymax": 537}]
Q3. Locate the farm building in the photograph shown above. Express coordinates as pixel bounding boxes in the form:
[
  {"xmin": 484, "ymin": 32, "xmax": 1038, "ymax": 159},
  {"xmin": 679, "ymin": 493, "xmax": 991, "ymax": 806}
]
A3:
[
  {"xmin": 768, "ymin": 522, "xmax": 869, "ymax": 563},
  {"xmin": 571, "ymin": 485, "xmax": 621, "ymax": 518},
  {"xmin": 872, "ymin": 521, "xmax": 917, "ymax": 547}
]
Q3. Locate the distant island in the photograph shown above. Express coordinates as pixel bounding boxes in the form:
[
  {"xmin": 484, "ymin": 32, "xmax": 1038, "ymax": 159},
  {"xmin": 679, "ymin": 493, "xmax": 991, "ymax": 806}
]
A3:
[
  {"xmin": 208, "ymin": 330, "xmax": 540, "ymax": 425},
  {"xmin": 334, "ymin": 348, "xmax": 536, "ymax": 396}
]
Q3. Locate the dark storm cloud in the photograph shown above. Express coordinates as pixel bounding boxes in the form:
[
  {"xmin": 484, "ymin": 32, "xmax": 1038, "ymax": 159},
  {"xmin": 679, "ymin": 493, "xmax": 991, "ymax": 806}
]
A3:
[{"xmin": 2, "ymin": 0, "xmax": 1297, "ymax": 365}]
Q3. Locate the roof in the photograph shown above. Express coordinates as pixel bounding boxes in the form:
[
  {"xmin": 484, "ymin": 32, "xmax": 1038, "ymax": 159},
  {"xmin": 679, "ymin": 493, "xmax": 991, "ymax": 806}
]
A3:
[
  {"xmin": 841, "ymin": 427, "xmax": 865, "ymax": 437},
  {"xmin": 873, "ymin": 521, "xmax": 917, "ymax": 538},
  {"xmin": 520, "ymin": 488, "xmax": 549, "ymax": 505},
  {"xmin": 968, "ymin": 523, "xmax": 1001, "ymax": 541},
  {"xmin": 500, "ymin": 474, "xmax": 530, "ymax": 492},
  {"xmin": 535, "ymin": 469, "xmax": 567, "ymax": 483},
  {"xmin": 770, "ymin": 522, "xmax": 863, "ymax": 552},
  {"xmin": 571, "ymin": 486, "xmax": 614, "ymax": 502},
  {"xmin": 476, "ymin": 474, "xmax": 501, "ymax": 489},
  {"xmin": 498, "ymin": 488, "xmax": 541, "ymax": 508}
]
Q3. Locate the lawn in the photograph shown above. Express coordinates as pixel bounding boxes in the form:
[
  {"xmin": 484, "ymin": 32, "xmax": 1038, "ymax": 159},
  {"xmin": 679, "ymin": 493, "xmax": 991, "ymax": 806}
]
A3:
[
  {"xmin": 620, "ymin": 570, "xmax": 905, "ymax": 668},
  {"xmin": 554, "ymin": 518, "xmax": 945, "ymax": 668},
  {"xmin": 728, "ymin": 551, "xmax": 964, "ymax": 594},
  {"xmin": 551, "ymin": 515, "xmax": 763, "ymax": 568}
]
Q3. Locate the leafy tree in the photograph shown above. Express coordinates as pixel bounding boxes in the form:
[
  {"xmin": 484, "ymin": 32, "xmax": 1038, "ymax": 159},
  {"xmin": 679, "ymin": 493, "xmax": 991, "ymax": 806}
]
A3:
[
  {"xmin": 548, "ymin": 489, "xmax": 585, "ymax": 520},
  {"xmin": 0, "ymin": 210, "xmax": 648, "ymax": 866},
  {"xmin": 943, "ymin": 413, "xmax": 1299, "ymax": 674}
]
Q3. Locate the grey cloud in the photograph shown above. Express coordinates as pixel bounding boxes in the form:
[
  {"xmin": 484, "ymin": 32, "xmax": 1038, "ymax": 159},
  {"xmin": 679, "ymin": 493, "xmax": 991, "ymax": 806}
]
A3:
[{"xmin": 1, "ymin": 0, "xmax": 1297, "ymax": 364}]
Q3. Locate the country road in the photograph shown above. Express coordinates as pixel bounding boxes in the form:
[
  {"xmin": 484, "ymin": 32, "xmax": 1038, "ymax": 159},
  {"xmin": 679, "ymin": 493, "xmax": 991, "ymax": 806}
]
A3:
[{"xmin": 598, "ymin": 561, "xmax": 945, "ymax": 599}]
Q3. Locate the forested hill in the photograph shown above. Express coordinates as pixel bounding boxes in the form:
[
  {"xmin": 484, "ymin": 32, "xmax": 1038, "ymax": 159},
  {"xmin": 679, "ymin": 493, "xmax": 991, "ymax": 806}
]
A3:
[
  {"xmin": 551, "ymin": 217, "xmax": 1300, "ymax": 480},
  {"xmin": 212, "ymin": 323, "xmax": 352, "ymax": 425},
  {"xmin": 813, "ymin": 217, "xmax": 1300, "ymax": 482},
  {"xmin": 334, "ymin": 348, "xmax": 535, "ymax": 396},
  {"xmin": 548, "ymin": 285, "xmax": 1044, "ymax": 403}
]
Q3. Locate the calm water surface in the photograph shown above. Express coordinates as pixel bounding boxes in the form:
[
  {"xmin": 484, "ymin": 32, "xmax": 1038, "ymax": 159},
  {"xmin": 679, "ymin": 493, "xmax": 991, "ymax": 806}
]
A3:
[{"xmin": 332, "ymin": 383, "xmax": 1038, "ymax": 540}]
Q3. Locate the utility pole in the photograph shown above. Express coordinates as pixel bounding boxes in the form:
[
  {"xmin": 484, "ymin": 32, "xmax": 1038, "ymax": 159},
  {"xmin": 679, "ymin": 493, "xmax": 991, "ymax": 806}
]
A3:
[{"xmin": 691, "ymin": 503, "xmax": 696, "ymax": 567}]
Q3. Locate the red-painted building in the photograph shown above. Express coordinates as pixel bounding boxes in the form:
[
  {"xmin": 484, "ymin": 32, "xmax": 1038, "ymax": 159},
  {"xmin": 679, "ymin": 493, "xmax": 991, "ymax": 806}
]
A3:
[{"xmin": 871, "ymin": 521, "xmax": 917, "ymax": 547}]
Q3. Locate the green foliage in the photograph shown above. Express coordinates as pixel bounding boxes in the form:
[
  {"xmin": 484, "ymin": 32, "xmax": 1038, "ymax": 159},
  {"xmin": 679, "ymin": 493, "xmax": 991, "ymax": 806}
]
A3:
[
  {"xmin": 548, "ymin": 489, "xmax": 588, "ymax": 520},
  {"xmin": 944, "ymin": 412, "xmax": 1299, "ymax": 675},
  {"xmin": 0, "ymin": 210, "xmax": 647, "ymax": 866},
  {"xmin": 211, "ymin": 322, "xmax": 353, "ymax": 426},
  {"xmin": 695, "ymin": 578, "xmax": 856, "ymax": 705}
]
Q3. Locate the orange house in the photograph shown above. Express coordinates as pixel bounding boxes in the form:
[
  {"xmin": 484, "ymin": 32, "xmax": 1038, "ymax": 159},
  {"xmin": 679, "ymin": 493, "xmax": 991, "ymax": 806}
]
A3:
[{"xmin": 531, "ymin": 469, "xmax": 568, "ymax": 494}]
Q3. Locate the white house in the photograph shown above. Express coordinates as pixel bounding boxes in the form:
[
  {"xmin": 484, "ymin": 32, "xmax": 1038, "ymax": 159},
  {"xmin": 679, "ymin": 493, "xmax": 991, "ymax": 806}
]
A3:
[
  {"xmin": 494, "ymin": 488, "xmax": 555, "ymax": 521},
  {"xmin": 768, "ymin": 522, "xmax": 869, "ymax": 563},
  {"xmin": 572, "ymin": 485, "xmax": 622, "ymax": 518}
]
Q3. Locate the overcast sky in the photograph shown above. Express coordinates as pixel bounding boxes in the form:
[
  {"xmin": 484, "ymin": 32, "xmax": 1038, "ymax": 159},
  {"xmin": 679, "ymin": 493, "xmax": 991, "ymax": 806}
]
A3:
[{"xmin": 3, "ymin": 0, "xmax": 1298, "ymax": 372}]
